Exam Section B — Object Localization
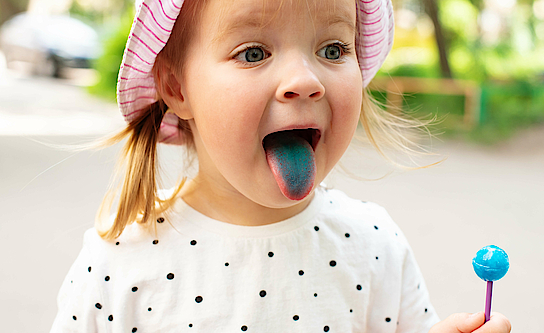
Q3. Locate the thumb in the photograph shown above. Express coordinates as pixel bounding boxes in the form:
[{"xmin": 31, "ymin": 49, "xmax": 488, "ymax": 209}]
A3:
[{"xmin": 430, "ymin": 312, "xmax": 485, "ymax": 333}]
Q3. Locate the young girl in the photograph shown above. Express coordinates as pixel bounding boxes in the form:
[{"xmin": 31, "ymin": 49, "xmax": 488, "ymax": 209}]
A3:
[{"xmin": 51, "ymin": 0, "xmax": 511, "ymax": 332}]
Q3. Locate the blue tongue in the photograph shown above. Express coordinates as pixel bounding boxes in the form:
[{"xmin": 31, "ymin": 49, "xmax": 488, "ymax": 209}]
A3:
[{"xmin": 263, "ymin": 131, "xmax": 316, "ymax": 201}]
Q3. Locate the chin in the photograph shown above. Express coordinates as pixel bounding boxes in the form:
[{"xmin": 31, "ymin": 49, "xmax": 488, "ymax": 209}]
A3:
[{"xmin": 260, "ymin": 182, "xmax": 317, "ymax": 209}]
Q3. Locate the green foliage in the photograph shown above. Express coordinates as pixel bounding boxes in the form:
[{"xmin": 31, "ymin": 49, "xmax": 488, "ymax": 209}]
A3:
[
  {"xmin": 375, "ymin": 0, "xmax": 544, "ymax": 143},
  {"xmin": 470, "ymin": 80, "xmax": 544, "ymax": 143},
  {"xmin": 371, "ymin": 79, "xmax": 544, "ymax": 144},
  {"xmin": 69, "ymin": 1, "xmax": 101, "ymax": 24},
  {"xmin": 384, "ymin": 64, "xmax": 441, "ymax": 79},
  {"xmin": 87, "ymin": 10, "xmax": 134, "ymax": 101},
  {"xmin": 440, "ymin": 0, "xmax": 479, "ymax": 43}
]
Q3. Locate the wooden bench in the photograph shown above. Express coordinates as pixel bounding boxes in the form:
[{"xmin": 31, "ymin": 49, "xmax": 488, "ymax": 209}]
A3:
[{"xmin": 368, "ymin": 76, "xmax": 482, "ymax": 128}]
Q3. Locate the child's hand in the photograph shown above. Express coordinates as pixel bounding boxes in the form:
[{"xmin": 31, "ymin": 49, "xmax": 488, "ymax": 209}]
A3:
[{"xmin": 429, "ymin": 312, "xmax": 511, "ymax": 333}]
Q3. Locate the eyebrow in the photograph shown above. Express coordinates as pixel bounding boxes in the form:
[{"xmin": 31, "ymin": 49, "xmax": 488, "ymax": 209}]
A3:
[
  {"xmin": 324, "ymin": 12, "xmax": 356, "ymax": 36},
  {"xmin": 212, "ymin": 9, "xmax": 356, "ymax": 44},
  {"xmin": 212, "ymin": 17, "xmax": 268, "ymax": 44}
]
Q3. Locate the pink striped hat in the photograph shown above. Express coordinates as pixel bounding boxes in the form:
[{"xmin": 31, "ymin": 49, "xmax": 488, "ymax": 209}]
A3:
[{"xmin": 117, "ymin": 0, "xmax": 395, "ymax": 145}]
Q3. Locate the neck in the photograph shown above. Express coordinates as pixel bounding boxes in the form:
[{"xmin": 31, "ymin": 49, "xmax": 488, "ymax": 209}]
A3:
[{"xmin": 180, "ymin": 176, "xmax": 313, "ymax": 226}]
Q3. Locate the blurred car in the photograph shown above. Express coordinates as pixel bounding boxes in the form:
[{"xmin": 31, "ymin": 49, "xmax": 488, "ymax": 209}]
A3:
[{"xmin": 0, "ymin": 13, "xmax": 101, "ymax": 77}]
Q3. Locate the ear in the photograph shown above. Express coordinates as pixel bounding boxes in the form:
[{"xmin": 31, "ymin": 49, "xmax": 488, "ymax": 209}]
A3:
[{"xmin": 154, "ymin": 59, "xmax": 193, "ymax": 120}]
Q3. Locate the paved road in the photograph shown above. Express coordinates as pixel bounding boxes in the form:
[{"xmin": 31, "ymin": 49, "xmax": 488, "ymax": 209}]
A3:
[
  {"xmin": 0, "ymin": 57, "xmax": 124, "ymax": 136},
  {"xmin": 1, "ymin": 67, "xmax": 543, "ymax": 332}
]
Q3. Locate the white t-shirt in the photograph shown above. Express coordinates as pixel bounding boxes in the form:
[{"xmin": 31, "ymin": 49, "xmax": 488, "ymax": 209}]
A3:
[{"xmin": 51, "ymin": 187, "xmax": 440, "ymax": 332}]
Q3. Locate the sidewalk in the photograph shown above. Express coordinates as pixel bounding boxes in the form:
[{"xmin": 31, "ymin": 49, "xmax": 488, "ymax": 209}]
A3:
[{"xmin": 0, "ymin": 53, "xmax": 124, "ymax": 136}]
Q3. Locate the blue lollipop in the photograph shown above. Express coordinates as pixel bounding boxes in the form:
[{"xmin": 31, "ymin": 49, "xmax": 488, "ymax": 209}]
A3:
[{"xmin": 472, "ymin": 245, "xmax": 509, "ymax": 322}]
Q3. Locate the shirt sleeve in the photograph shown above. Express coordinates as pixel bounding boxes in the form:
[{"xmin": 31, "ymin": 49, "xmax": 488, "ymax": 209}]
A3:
[
  {"xmin": 50, "ymin": 230, "xmax": 108, "ymax": 333},
  {"xmin": 397, "ymin": 240, "xmax": 441, "ymax": 332},
  {"xmin": 370, "ymin": 203, "xmax": 441, "ymax": 333}
]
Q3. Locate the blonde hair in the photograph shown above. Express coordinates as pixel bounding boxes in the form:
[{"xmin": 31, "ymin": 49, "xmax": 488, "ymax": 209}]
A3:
[
  {"xmin": 94, "ymin": 0, "xmax": 207, "ymax": 240},
  {"xmin": 94, "ymin": 0, "xmax": 439, "ymax": 240}
]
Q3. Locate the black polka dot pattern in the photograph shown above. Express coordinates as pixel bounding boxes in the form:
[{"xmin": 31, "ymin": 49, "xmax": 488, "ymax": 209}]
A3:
[{"xmin": 66, "ymin": 191, "xmax": 427, "ymax": 330}]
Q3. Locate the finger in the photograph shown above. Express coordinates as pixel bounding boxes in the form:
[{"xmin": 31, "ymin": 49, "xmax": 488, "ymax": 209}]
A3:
[
  {"xmin": 430, "ymin": 312, "xmax": 485, "ymax": 333},
  {"xmin": 473, "ymin": 312, "xmax": 512, "ymax": 333},
  {"xmin": 458, "ymin": 312, "xmax": 486, "ymax": 333}
]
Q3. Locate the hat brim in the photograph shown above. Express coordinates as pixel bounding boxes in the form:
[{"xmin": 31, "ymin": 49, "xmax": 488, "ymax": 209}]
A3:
[{"xmin": 117, "ymin": 0, "xmax": 394, "ymax": 144}]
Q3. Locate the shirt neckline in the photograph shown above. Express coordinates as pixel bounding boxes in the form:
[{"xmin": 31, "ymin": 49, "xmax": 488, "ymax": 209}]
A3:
[{"xmin": 171, "ymin": 187, "xmax": 325, "ymax": 238}]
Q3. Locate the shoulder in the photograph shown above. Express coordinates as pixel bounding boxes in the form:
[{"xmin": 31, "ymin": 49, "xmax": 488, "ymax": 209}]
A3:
[
  {"xmin": 320, "ymin": 188, "xmax": 402, "ymax": 233},
  {"xmin": 318, "ymin": 187, "xmax": 411, "ymax": 253},
  {"xmin": 79, "ymin": 221, "xmax": 158, "ymax": 270}
]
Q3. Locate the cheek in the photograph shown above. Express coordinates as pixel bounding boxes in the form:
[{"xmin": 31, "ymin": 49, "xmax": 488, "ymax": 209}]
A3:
[
  {"xmin": 331, "ymin": 71, "xmax": 362, "ymax": 133},
  {"xmin": 195, "ymin": 75, "xmax": 268, "ymax": 159},
  {"xmin": 324, "ymin": 70, "xmax": 362, "ymax": 161}
]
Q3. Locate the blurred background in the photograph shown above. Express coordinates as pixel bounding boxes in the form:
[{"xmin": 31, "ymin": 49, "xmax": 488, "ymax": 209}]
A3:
[{"xmin": 0, "ymin": 0, "xmax": 543, "ymax": 331}]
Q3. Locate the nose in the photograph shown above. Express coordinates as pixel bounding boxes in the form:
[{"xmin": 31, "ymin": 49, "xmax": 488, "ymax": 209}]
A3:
[{"xmin": 276, "ymin": 58, "xmax": 325, "ymax": 102}]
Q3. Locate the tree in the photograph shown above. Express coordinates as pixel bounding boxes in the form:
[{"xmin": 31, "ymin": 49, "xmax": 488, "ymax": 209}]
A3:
[{"xmin": 423, "ymin": 0, "xmax": 453, "ymax": 78}]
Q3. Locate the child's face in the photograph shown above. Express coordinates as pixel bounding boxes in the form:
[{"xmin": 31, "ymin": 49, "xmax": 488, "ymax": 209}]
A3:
[{"xmin": 175, "ymin": 0, "xmax": 362, "ymax": 209}]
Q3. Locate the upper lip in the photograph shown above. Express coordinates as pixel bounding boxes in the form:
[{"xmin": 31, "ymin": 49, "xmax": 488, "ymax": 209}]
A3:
[{"xmin": 262, "ymin": 125, "xmax": 322, "ymax": 151}]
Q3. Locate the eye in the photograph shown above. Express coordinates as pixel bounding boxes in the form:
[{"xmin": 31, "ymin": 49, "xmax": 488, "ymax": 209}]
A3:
[
  {"xmin": 324, "ymin": 45, "xmax": 341, "ymax": 60},
  {"xmin": 245, "ymin": 47, "xmax": 265, "ymax": 62},
  {"xmin": 234, "ymin": 45, "xmax": 269, "ymax": 64},
  {"xmin": 317, "ymin": 42, "xmax": 352, "ymax": 60}
]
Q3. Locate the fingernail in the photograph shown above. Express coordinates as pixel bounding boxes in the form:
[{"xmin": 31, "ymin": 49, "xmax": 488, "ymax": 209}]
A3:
[
  {"xmin": 468, "ymin": 311, "xmax": 484, "ymax": 322},
  {"xmin": 469, "ymin": 312, "xmax": 481, "ymax": 319}
]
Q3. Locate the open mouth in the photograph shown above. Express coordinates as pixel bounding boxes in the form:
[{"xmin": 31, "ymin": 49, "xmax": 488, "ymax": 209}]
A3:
[
  {"xmin": 261, "ymin": 128, "xmax": 320, "ymax": 201},
  {"xmin": 262, "ymin": 128, "xmax": 321, "ymax": 151}
]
